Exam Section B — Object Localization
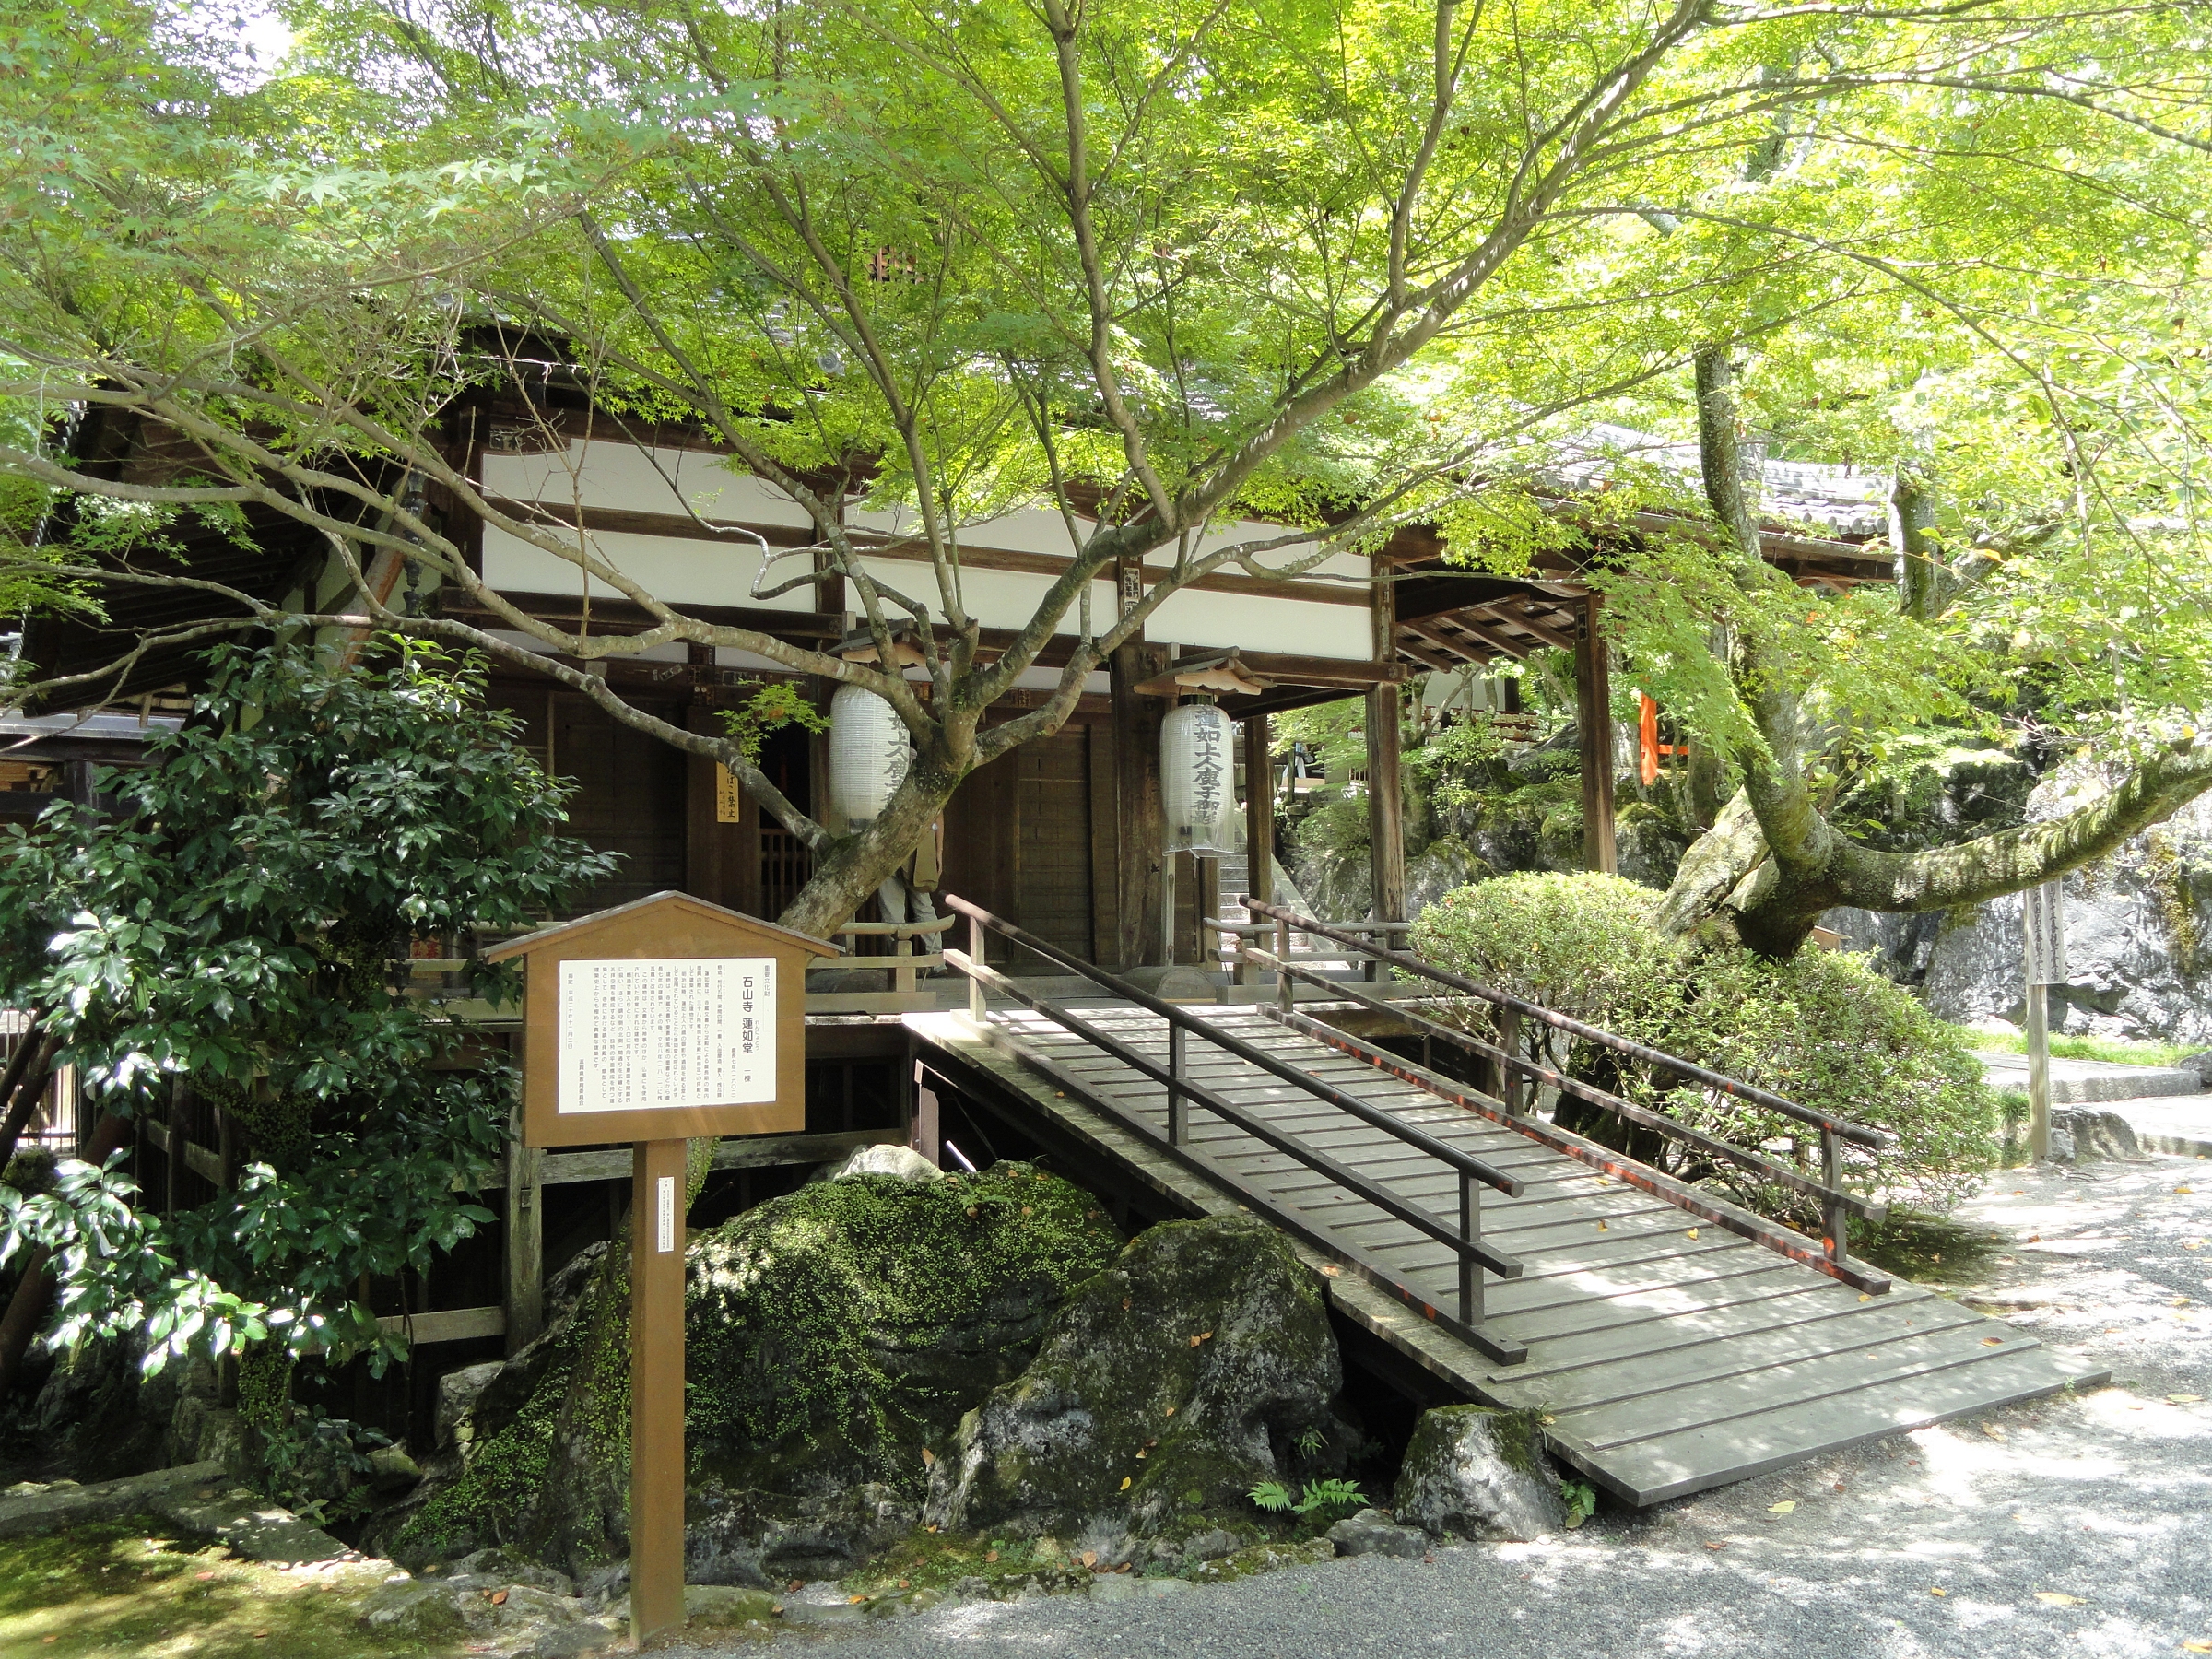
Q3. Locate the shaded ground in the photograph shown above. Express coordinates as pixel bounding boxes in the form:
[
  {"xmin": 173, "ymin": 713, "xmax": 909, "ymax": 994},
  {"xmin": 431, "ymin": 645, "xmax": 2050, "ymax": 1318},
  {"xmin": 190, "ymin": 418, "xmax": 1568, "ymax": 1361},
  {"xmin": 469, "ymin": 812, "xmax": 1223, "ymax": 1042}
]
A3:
[
  {"xmin": 657, "ymin": 1153, "xmax": 2212, "ymax": 1659},
  {"xmin": 0, "ymin": 1516, "xmax": 430, "ymax": 1658}
]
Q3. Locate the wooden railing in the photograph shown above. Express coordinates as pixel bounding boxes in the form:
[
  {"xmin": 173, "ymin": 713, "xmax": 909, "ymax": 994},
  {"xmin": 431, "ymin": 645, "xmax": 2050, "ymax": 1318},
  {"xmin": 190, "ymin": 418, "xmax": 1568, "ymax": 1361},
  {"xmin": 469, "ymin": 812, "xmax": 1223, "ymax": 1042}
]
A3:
[
  {"xmin": 941, "ymin": 892, "xmax": 1529, "ymax": 1364},
  {"xmin": 1236, "ymin": 898, "xmax": 1892, "ymax": 1292},
  {"xmin": 829, "ymin": 914, "xmax": 954, "ymax": 994},
  {"xmin": 1203, "ymin": 914, "xmax": 1413, "ymax": 982}
]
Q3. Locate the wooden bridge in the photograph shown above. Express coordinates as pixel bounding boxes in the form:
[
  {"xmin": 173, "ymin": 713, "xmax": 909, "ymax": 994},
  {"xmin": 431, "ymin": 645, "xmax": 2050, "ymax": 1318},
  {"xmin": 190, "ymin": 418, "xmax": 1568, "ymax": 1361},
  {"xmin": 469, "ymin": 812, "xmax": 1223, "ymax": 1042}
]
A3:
[{"xmin": 907, "ymin": 897, "xmax": 2102, "ymax": 1506}]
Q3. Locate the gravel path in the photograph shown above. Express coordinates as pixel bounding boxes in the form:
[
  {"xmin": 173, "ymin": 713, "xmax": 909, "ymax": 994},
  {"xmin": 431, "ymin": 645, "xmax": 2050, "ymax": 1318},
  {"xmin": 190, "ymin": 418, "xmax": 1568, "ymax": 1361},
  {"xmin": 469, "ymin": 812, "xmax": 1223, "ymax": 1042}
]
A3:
[{"xmin": 665, "ymin": 1155, "xmax": 2212, "ymax": 1659}]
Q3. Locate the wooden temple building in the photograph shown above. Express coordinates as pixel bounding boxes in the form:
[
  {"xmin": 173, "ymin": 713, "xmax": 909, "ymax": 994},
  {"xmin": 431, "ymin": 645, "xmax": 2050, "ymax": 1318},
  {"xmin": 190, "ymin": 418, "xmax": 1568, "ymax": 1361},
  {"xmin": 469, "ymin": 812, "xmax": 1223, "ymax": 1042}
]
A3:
[{"xmin": 28, "ymin": 405, "xmax": 1902, "ymax": 977}]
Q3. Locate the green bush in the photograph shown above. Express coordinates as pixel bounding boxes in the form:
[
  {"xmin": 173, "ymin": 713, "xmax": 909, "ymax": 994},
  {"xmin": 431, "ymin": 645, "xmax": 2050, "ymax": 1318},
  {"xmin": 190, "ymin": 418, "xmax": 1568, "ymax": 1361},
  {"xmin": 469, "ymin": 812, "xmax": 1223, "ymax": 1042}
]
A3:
[{"xmin": 1410, "ymin": 873, "xmax": 1999, "ymax": 1221}]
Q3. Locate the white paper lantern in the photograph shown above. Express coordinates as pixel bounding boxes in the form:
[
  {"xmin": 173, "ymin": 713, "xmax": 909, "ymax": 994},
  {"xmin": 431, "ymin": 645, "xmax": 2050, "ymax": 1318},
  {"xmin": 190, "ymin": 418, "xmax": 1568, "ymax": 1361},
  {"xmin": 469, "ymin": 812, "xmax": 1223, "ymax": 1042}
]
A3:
[
  {"xmin": 829, "ymin": 685, "xmax": 912, "ymax": 830},
  {"xmin": 1162, "ymin": 700, "xmax": 1233, "ymax": 853}
]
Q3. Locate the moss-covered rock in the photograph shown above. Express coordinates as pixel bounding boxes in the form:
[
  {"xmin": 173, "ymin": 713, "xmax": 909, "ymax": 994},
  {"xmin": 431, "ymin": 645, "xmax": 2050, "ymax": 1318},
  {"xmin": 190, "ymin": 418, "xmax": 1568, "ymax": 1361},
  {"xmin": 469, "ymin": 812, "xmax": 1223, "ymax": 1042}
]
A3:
[
  {"xmin": 391, "ymin": 1160, "xmax": 1120, "ymax": 1581},
  {"xmin": 687, "ymin": 1160, "xmax": 1120, "ymax": 1500},
  {"xmin": 1392, "ymin": 1406, "xmax": 1564, "ymax": 1542},
  {"xmin": 924, "ymin": 1216, "xmax": 1342, "ymax": 1554}
]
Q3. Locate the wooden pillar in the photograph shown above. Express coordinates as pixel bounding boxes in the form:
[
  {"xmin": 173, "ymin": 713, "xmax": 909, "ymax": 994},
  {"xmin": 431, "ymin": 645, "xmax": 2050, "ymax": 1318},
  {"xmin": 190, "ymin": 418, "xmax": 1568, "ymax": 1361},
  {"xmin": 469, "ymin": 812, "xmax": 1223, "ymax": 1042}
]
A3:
[
  {"xmin": 1242, "ymin": 714, "xmax": 1272, "ymax": 910},
  {"xmin": 165, "ymin": 1077, "xmax": 187, "ymax": 1216},
  {"xmin": 1576, "ymin": 594, "xmax": 1618, "ymax": 875},
  {"xmin": 216, "ymin": 1102, "xmax": 238, "ymax": 1191},
  {"xmin": 1111, "ymin": 629, "xmax": 1168, "ymax": 970},
  {"xmin": 1196, "ymin": 854, "xmax": 1221, "ymax": 971},
  {"xmin": 503, "ymin": 1094, "xmax": 545, "ymax": 1356},
  {"xmin": 1365, "ymin": 571, "xmax": 1406, "ymax": 926},
  {"xmin": 910, "ymin": 1058, "xmax": 942, "ymax": 1168},
  {"xmin": 629, "ymin": 1138, "xmax": 688, "ymax": 1648},
  {"xmin": 1240, "ymin": 715, "xmax": 1272, "ymax": 987}
]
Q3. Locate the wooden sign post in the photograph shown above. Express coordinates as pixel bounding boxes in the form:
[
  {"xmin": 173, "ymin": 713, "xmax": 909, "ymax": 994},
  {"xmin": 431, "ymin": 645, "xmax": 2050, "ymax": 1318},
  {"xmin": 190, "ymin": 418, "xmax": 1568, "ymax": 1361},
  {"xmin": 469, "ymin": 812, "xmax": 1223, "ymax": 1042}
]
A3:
[
  {"xmin": 487, "ymin": 893, "xmax": 836, "ymax": 1649},
  {"xmin": 2023, "ymin": 880, "xmax": 2067, "ymax": 1164}
]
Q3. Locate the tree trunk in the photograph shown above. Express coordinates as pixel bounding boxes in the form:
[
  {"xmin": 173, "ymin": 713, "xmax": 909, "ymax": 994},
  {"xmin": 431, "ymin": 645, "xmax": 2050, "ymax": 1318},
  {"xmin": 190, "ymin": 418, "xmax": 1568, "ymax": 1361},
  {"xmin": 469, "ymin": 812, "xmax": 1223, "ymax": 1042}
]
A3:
[
  {"xmin": 0, "ymin": 1026, "xmax": 58, "ymax": 1171},
  {"xmin": 1659, "ymin": 345, "xmax": 2212, "ymax": 959},
  {"xmin": 1660, "ymin": 749, "xmax": 2212, "ymax": 959},
  {"xmin": 773, "ymin": 740, "xmax": 972, "ymax": 940}
]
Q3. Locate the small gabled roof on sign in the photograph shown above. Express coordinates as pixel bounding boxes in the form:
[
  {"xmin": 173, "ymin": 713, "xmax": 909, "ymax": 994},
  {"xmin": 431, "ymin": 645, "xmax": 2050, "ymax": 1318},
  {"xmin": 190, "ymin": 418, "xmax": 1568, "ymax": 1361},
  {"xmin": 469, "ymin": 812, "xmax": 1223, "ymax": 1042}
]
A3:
[{"xmin": 482, "ymin": 890, "xmax": 841, "ymax": 964}]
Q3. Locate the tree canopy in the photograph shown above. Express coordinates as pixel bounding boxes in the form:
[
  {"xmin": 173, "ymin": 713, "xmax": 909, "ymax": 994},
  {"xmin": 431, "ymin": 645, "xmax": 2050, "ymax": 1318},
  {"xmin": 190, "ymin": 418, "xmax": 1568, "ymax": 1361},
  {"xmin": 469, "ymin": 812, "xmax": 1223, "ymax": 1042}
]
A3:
[{"xmin": 1, "ymin": 0, "xmax": 2208, "ymax": 933}]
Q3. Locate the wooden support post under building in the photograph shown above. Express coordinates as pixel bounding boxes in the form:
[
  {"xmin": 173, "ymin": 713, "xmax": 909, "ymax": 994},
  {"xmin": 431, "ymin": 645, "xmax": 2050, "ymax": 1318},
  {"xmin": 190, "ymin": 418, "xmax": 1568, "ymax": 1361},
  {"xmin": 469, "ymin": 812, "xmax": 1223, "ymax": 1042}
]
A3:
[
  {"xmin": 165, "ymin": 1077, "xmax": 187, "ymax": 1216},
  {"xmin": 629, "ymin": 1137, "xmax": 688, "ymax": 1648},
  {"xmin": 1241, "ymin": 714, "xmax": 1272, "ymax": 987},
  {"xmin": 1366, "ymin": 568, "xmax": 1406, "ymax": 930},
  {"xmin": 1243, "ymin": 714, "xmax": 1273, "ymax": 910},
  {"xmin": 1576, "ymin": 594, "xmax": 1618, "ymax": 875},
  {"xmin": 503, "ymin": 1099, "xmax": 546, "ymax": 1356}
]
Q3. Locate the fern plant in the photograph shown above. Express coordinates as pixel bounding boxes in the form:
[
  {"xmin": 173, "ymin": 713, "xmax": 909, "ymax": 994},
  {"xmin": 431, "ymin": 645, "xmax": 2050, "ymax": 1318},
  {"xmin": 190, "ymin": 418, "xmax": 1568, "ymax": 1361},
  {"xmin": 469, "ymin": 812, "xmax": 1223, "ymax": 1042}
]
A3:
[{"xmin": 1249, "ymin": 1477, "xmax": 1368, "ymax": 1520}]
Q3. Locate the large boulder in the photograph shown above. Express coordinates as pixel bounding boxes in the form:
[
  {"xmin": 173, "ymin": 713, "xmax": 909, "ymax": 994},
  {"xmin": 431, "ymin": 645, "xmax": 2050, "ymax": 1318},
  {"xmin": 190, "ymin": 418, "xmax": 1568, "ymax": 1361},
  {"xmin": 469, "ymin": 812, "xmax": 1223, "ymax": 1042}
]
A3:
[
  {"xmin": 387, "ymin": 1161, "xmax": 1119, "ymax": 1581},
  {"xmin": 1392, "ymin": 1406, "xmax": 1565, "ymax": 1542},
  {"xmin": 1922, "ymin": 772, "xmax": 2212, "ymax": 1043},
  {"xmin": 924, "ymin": 1216, "xmax": 1343, "ymax": 1557}
]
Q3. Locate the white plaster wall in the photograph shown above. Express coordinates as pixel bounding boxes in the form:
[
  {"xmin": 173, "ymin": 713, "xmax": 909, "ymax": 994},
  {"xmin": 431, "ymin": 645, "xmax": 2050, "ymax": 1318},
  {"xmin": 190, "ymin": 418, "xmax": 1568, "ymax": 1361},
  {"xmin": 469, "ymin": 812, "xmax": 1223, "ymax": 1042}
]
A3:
[
  {"xmin": 1145, "ymin": 585, "xmax": 1371, "ymax": 658},
  {"xmin": 851, "ymin": 559, "xmax": 1118, "ymax": 640},
  {"xmin": 482, "ymin": 526, "xmax": 818, "ymax": 612},
  {"xmin": 479, "ymin": 440, "xmax": 1376, "ymax": 653}
]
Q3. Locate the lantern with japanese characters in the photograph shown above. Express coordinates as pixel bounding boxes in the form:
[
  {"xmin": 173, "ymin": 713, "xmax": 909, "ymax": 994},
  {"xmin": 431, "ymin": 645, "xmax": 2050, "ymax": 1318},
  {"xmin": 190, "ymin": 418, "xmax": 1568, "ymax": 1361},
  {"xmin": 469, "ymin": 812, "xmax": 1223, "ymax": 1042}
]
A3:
[
  {"xmin": 829, "ymin": 684, "xmax": 912, "ymax": 830},
  {"xmin": 1161, "ymin": 698, "xmax": 1232, "ymax": 853}
]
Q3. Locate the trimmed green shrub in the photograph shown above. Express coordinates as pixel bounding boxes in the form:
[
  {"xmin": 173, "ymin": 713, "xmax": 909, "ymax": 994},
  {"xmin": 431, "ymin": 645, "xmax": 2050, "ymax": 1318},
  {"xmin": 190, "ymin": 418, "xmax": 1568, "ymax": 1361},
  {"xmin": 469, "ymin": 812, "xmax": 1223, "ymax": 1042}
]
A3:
[{"xmin": 1410, "ymin": 873, "xmax": 1999, "ymax": 1220}]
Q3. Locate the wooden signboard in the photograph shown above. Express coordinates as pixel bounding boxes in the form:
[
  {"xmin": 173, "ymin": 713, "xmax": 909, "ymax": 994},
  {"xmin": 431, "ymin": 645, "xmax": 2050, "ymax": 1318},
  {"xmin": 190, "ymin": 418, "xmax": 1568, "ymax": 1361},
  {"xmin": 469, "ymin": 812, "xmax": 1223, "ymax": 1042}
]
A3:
[
  {"xmin": 487, "ymin": 890, "xmax": 834, "ymax": 1149},
  {"xmin": 485, "ymin": 892, "xmax": 837, "ymax": 1647}
]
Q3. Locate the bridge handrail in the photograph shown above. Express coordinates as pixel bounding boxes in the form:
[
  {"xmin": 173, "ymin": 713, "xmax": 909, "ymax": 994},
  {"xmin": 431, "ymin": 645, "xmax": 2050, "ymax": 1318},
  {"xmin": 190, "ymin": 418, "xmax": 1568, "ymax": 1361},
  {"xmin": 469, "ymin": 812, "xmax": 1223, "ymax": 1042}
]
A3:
[
  {"xmin": 1240, "ymin": 898, "xmax": 1888, "ymax": 1277},
  {"xmin": 1241, "ymin": 899, "xmax": 1886, "ymax": 1148},
  {"xmin": 1241, "ymin": 944, "xmax": 1886, "ymax": 1224},
  {"xmin": 941, "ymin": 893, "xmax": 1527, "ymax": 1360}
]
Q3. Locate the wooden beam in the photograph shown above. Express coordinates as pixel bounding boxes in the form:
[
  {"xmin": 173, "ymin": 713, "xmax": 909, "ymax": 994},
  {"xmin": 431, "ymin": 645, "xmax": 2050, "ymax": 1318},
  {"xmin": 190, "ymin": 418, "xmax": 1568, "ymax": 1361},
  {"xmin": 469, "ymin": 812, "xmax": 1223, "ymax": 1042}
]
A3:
[
  {"xmin": 1505, "ymin": 604, "xmax": 1581, "ymax": 653},
  {"xmin": 1400, "ymin": 618, "xmax": 1486, "ymax": 666},
  {"xmin": 1367, "ymin": 570, "xmax": 1407, "ymax": 927},
  {"xmin": 470, "ymin": 1128, "xmax": 901, "ymax": 1191},
  {"xmin": 1441, "ymin": 612, "xmax": 1543, "ymax": 660},
  {"xmin": 489, "ymin": 496, "xmax": 1369, "ymax": 607},
  {"xmin": 1576, "ymin": 594, "xmax": 1618, "ymax": 874},
  {"xmin": 1392, "ymin": 629, "xmax": 1461, "ymax": 674},
  {"xmin": 376, "ymin": 1305, "xmax": 508, "ymax": 1346}
]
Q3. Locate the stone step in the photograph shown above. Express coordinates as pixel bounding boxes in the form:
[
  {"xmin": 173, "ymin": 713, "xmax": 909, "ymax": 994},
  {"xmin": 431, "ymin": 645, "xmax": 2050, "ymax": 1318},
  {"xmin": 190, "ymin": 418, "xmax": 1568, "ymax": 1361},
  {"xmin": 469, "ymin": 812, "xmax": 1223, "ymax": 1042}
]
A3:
[
  {"xmin": 1976, "ymin": 1052, "xmax": 2205, "ymax": 1104},
  {"xmin": 0, "ymin": 1460, "xmax": 224, "ymax": 1539}
]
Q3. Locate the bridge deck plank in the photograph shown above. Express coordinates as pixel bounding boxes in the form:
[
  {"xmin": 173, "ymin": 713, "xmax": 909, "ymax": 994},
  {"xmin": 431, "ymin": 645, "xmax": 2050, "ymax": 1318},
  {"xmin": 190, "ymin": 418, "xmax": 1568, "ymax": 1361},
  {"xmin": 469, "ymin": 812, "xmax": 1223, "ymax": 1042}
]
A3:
[{"xmin": 909, "ymin": 1002, "xmax": 2100, "ymax": 1503}]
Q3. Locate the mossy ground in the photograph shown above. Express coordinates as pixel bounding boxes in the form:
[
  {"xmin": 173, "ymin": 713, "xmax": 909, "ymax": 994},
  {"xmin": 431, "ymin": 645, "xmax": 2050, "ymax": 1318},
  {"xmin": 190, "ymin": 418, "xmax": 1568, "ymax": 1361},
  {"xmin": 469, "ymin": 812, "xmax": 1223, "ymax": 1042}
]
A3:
[
  {"xmin": 1852, "ymin": 1209, "xmax": 2008, "ymax": 1284},
  {"xmin": 0, "ymin": 1516, "xmax": 450, "ymax": 1659}
]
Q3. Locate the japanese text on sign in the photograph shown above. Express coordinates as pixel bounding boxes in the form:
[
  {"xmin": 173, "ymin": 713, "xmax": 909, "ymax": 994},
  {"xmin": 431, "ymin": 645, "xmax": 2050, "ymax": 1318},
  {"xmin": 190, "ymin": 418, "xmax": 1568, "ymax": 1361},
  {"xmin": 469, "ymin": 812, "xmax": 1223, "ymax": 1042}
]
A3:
[
  {"xmin": 2024, "ymin": 881, "xmax": 2067, "ymax": 987},
  {"xmin": 557, "ymin": 957, "xmax": 777, "ymax": 1115}
]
